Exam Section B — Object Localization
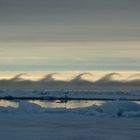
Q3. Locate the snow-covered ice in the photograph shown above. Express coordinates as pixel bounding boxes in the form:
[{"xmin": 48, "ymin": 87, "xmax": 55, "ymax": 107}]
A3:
[
  {"xmin": 0, "ymin": 100, "xmax": 140, "ymax": 139},
  {"xmin": 0, "ymin": 86, "xmax": 140, "ymax": 140}
]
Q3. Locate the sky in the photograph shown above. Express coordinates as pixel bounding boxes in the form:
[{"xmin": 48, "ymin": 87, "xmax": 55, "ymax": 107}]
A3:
[{"xmin": 0, "ymin": 0, "xmax": 140, "ymax": 71}]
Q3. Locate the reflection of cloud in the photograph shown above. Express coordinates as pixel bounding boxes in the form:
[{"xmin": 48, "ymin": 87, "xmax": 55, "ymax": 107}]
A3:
[
  {"xmin": 28, "ymin": 100, "xmax": 105, "ymax": 109},
  {"xmin": 0, "ymin": 100, "xmax": 19, "ymax": 108}
]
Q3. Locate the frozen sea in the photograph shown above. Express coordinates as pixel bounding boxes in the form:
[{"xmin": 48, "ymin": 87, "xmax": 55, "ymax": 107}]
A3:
[{"xmin": 0, "ymin": 89, "xmax": 140, "ymax": 140}]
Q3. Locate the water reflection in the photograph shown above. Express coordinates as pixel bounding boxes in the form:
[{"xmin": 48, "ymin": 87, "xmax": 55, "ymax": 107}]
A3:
[
  {"xmin": 29, "ymin": 100, "xmax": 106, "ymax": 109},
  {"xmin": 0, "ymin": 99, "xmax": 105, "ymax": 109},
  {"xmin": 0, "ymin": 100, "xmax": 19, "ymax": 108},
  {"xmin": 133, "ymin": 101, "xmax": 140, "ymax": 105},
  {"xmin": 0, "ymin": 99, "xmax": 140, "ymax": 109}
]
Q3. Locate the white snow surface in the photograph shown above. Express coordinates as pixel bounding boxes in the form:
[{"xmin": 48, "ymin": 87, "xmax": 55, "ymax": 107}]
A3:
[
  {"xmin": 0, "ymin": 89, "xmax": 140, "ymax": 140},
  {"xmin": 0, "ymin": 89, "xmax": 140, "ymax": 100},
  {"xmin": 0, "ymin": 108, "xmax": 140, "ymax": 140},
  {"xmin": 0, "ymin": 101, "xmax": 140, "ymax": 139}
]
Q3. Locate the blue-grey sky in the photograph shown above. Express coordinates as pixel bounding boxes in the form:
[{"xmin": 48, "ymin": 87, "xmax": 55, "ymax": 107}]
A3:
[{"xmin": 0, "ymin": 0, "xmax": 140, "ymax": 71}]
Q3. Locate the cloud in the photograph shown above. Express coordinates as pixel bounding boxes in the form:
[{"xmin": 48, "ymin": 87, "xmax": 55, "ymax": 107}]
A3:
[
  {"xmin": 39, "ymin": 73, "xmax": 61, "ymax": 82},
  {"xmin": 0, "ymin": 72, "xmax": 140, "ymax": 90},
  {"xmin": 96, "ymin": 73, "xmax": 122, "ymax": 83},
  {"xmin": 127, "ymin": 74, "xmax": 140, "ymax": 80},
  {"xmin": 10, "ymin": 73, "xmax": 28, "ymax": 81},
  {"xmin": 71, "ymin": 72, "xmax": 93, "ymax": 82},
  {"xmin": 0, "ymin": 0, "xmax": 140, "ymax": 42}
]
